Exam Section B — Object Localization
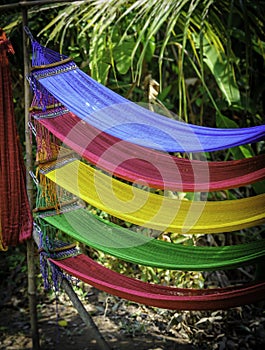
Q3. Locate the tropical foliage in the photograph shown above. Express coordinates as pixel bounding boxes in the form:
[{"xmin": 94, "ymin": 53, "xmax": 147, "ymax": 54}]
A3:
[
  {"xmin": 3, "ymin": 1, "xmax": 265, "ymax": 122},
  {"xmin": 1, "ymin": 0, "xmax": 265, "ymax": 287}
]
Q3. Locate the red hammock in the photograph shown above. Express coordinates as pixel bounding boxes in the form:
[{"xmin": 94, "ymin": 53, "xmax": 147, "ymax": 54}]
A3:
[
  {"xmin": 51, "ymin": 254, "xmax": 265, "ymax": 310},
  {"xmin": 0, "ymin": 29, "xmax": 32, "ymax": 248},
  {"xmin": 32, "ymin": 107, "xmax": 265, "ymax": 192}
]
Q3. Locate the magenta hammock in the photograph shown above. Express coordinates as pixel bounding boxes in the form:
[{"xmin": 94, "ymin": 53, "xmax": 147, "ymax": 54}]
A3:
[
  {"xmin": 50, "ymin": 254, "xmax": 265, "ymax": 311},
  {"xmin": 0, "ymin": 30, "xmax": 32, "ymax": 248},
  {"xmin": 31, "ymin": 104, "xmax": 265, "ymax": 192}
]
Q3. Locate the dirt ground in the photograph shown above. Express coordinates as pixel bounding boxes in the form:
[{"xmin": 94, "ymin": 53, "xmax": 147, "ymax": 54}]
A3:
[
  {"xmin": 0, "ymin": 286, "xmax": 196, "ymax": 350},
  {"xmin": 1, "ymin": 247, "xmax": 265, "ymax": 350}
]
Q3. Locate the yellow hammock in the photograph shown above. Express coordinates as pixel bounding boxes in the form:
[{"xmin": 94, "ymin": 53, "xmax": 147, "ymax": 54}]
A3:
[{"xmin": 45, "ymin": 160, "xmax": 265, "ymax": 234}]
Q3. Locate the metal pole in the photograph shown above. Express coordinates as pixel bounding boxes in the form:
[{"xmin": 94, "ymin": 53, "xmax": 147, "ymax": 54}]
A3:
[{"xmin": 22, "ymin": 6, "xmax": 40, "ymax": 350}]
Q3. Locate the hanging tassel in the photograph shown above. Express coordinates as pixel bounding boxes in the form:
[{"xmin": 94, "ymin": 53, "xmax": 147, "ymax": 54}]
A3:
[
  {"xmin": 25, "ymin": 28, "xmax": 75, "ymax": 111},
  {"xmin": 35, "ymin": 221, "xmax": 79, "ymax": 291}
]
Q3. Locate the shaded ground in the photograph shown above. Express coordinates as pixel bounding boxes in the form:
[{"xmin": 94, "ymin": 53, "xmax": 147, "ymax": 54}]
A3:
[
  {"xmin": 0, "ymin": 247, "xmax": 265, "ymax": 350},
  {"xmin": 0, "ymin": 288, "xmax": 196, "ymax": 350}
]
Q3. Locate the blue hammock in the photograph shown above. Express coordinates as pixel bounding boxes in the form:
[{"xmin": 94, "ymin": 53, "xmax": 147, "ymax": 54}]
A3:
[{"xmin": 29, "ymin": 39, "xmax": 265, "ymax": 153}]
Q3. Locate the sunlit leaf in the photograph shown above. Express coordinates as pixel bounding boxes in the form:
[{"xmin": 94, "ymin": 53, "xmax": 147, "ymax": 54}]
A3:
[
  {"xmin": 58, "ymin": 319, "xmax": 68, "ymax": 327},
  {"xmin": 112, "ymin": 35, "xmax": 135, "ymax": 75},
  {"xmin": 193, "ymin": 33, "xmax": 241, "ymax": 106}
]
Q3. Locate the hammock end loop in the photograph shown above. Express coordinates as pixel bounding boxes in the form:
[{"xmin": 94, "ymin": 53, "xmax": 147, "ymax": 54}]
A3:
[{"xmin": 24, "ymin": 26, "xmax": 35, "ymax": 42}]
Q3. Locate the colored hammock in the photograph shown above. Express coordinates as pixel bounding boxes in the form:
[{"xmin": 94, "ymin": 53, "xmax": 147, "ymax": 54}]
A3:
[
  {"xmin": 31, "ymin": 104, "xmax": 265, "ymax": 192},
  {"xmin": 28, "ymin": 39, "xmax": 265, "ymax": 153},
  {"xmin": 39, "ymin": 207, "xmax": 265, "ymax": 271},
  {"xmin": 28, "ymin": 32, "xmax": 265, "ymax": 311},
  {"xmin": 50, "ymin": 253, "xmax": 265, "ymax": 310},
  {"xmin": 43, "ymin": 159, "xmax": 265, "ymax": 234},
  {"xmin": 0, "ymin": 30, "xmax": 32, "ymax": 249}
]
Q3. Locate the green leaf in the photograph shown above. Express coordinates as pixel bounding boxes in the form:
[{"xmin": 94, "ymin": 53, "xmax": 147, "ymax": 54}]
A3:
[
  {"xmin": 109, "ymin": 27, "xmax": 136, "ymax": 76},
  {"xmin": 89, "ymin": 34, "xmax": 111, "ymax": 84},
  {"xmin": 144, "ymin": 36, "xmax": 156, "ymax": 63},
  {"xmin": 157, "ymin": 85, "xmax": 171, "ymax": 102},
  {"xmin": 193, "ymin": 33, "xmax": 241, "ymax": 107},
  {"xmin": 208, "ymin": 52, "xmax": 240, "ymax": 106},
  {"xmin": 216, "ymin": 114, "xmax": 254, "ymax": 159},
  {"xmin": 113, "ymin": 40, "xmax": 135, "ymax": 75},
  {"xmin": 252, "ymin": 181, "xmax": 265, "ymax": 195},
  {"xmin": 58, "ymin": 320, "xmax": 68, "ymax": 327}
]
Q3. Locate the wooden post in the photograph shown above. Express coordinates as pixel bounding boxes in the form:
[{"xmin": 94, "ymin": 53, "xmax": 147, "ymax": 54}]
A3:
[
  {"xmin": 22, "ymin": 6, "xmax": 40, "ymax": 350},
  {"xmin": 61, "ymin": 278, "xmax": 111, "ymax": 350},
  {"xmin": 32, "ymin": 229, "xmax": 111, "ymax": 350}
]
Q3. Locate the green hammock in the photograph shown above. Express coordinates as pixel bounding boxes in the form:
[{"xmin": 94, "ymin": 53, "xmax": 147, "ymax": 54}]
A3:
[{"xmin": 40, "ymin": 208, "xmax": 265, "ymax": 271}]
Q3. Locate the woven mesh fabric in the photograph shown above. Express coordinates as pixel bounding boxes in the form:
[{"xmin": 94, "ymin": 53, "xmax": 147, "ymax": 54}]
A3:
[
  {"xmin": 29, "ymin": 40, "xmax": 265, "ymax": 153},
  {"xmin": 50, "ymin": 254, "xmax": 265, "ymax": 310},
  {"xmin": 0, "ymin": 30, "xmax": 32, "ymax": 248},
  {"xmin": 31, "ymin": 108, "xmax": 265, "ymax": 192},
  {"xmin": 41, "ymin": 208, "xmax": 265, "ymax": 271},
  {"xmin": 29, "ymin": 36, "xmax": 265, "ymax": 310},
  {"xmin": 44, "ymin": 160, "xmax": 265, "ymax": 234}
]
